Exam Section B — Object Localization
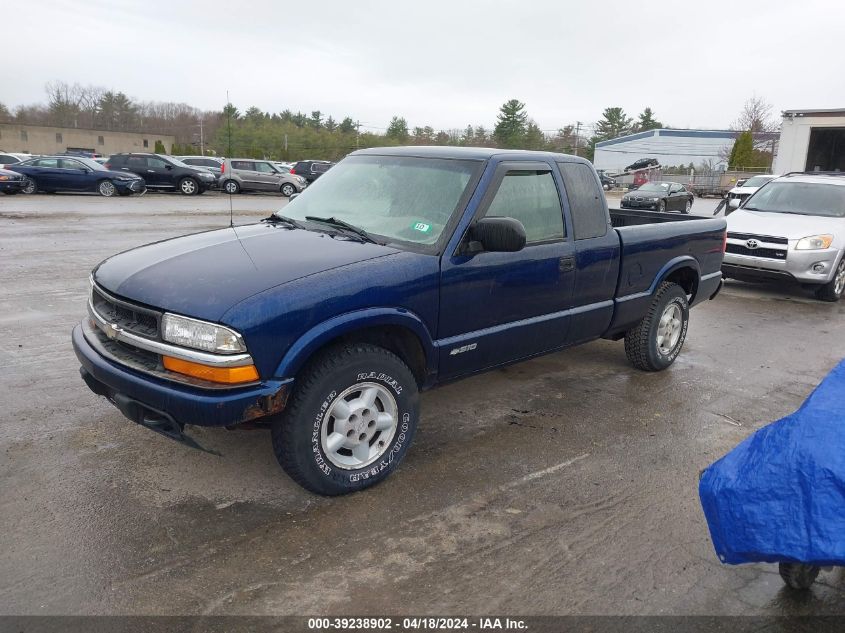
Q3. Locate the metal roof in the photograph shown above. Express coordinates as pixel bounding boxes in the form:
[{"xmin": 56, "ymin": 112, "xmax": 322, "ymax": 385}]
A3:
[
  {"xmin": 783, "ymin": 108, "xmax": 845, "ymax": 117},
  {"xmin": 595, "ymin": 129, "xmax": 735, "ymax": 148}
]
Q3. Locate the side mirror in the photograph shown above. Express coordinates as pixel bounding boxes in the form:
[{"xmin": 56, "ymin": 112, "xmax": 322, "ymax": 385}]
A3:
[
  {"xmin": 466, "ymin": 217, "xmax": 526, "ymax": 254},
  {"xmin": 728, "ymin": 198, "xmax": 741, "ymax": 209},
  {"xmin": 165, "ymin": 165, "xmax": 173, "ymax": 170}
]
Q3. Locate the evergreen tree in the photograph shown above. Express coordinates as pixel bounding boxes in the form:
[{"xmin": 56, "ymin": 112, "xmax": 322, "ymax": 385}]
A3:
[
  {"xmin": 309, "ymin": 110, "xmax": 323, "ymax": 129},
  {"xmin": 222, "ymin": 102, "xmax": 240, "ymax": 120},
  {"xmin": 635, "ymin": 107, "xmax": 662, "ymax": 132},
  {"xmin": 494, "ymin": 99, "xmax": 528, "ymax": 148},
  {"xmin": 386, "ymin": 116, "xmax": 409, "ymax": 141},
  {"xmin": 154, "ymin": 139, "xmax": 166, "ymax": 153},
  {"xmin": 324, "ymin": 116, "xmax": 337, "ymax": 132},
  {"xmin": 338, "ymin": 117, "xmax": 356, "ymax": 134},
  {"xmin": 524, "ymin": 121, "xmax": 546, "ymax": 150},
  {"xmin": 594, "ymin": 107, "xmax": 633, "ymax": 141},
  {"xmin": 729, "ymin": 131, "xmax": 755, "ymax": 169}
]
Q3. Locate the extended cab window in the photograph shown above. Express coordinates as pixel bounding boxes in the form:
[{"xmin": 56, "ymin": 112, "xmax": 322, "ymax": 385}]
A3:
[
  {"xmin": 484, "ymin": 170, "xmax": 564, "ymax": 243},
  {"xmin": 557, "ymin": 162, "xmax": 609, "ymax": 240}
]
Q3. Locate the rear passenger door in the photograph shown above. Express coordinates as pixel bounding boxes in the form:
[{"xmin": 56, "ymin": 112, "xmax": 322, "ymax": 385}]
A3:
[
  {"xmin": 557, "ymin": 162, "xmax": 621, "ymax": 345},
  {"xmin": 438, "ymin": 161, "xmax": 576, "ymax": 379}
]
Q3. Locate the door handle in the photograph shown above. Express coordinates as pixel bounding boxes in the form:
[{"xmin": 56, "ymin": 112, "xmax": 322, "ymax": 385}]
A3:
[{"xmin": 559, "ymin": 255, "xmax": 576, "ymax": 272}]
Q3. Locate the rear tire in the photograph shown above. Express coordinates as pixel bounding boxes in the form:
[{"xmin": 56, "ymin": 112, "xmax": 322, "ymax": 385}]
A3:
[
  {"xmin": 271, "ymin": 343, "xmax": 419, "ymax": 495},
  {"xmin": 779, "ymin": 563, "xmax": 820, "ymax": 590},
  {"xmin": 222, "ymin": 180, "xmax": 240, "ymax": 195},
  {"xmin": 814, "ymin": 257, "xmax": 845, "ymax": 302},
  {"xmin": 624, "ymin": 282, "xmax": 689, "ymax": 371}
]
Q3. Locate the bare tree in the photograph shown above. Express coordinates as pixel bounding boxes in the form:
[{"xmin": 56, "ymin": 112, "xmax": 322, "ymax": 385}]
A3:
[{"xmin": 732, "ymin": 96, "xmax": 778, "ymax": 134}]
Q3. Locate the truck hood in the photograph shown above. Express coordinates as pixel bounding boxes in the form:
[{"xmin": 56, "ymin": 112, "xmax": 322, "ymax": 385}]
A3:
[
  {"xmin": 93, "ymin": 223, "xmax": 399, "ymax": 322},
  {"xmin": 727, "ymin": 208, "xmax": 845, "ymax": 240}
]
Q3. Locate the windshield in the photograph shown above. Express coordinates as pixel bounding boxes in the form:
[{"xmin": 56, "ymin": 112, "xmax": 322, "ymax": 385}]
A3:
[
  {"xmin": 638, "ymin": 183, "xmax": 670, "ymax": 192},
  {"xmin": 741, "ymin": 176, "xmax": 774, "ymax": 188},
  {"xmin": 744, "ymin": 181, "xmax": 845, "ymax": 217},
  {"xmin": 276, "ymin": 155, "xmax": 482, "ymax": 247}
]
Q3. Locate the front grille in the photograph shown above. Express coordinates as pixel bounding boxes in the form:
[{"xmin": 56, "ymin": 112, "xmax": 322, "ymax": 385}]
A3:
[
  {"xmin": 91, "ymin": 286, "xmax": 160, "ymax": 339},
  {"xmin": 725, "ymin": 244, "xmax": 787, "ymax": 260},
  {"xmin": 727, "ymin": 232, "xmax": 788, "ymax": 245}
]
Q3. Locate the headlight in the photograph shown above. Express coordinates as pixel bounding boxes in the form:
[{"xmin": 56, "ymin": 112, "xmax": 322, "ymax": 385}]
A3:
[
  {"xmin": 650, "ymin": 197, "xmax": 660, "ymax": 202},
  {"xmin": 795, "ymin": 234, "xmax": 834, "ymax": 250},
  {"xmin": 161, "ymin": 313, "xmax": 247, "ymax": 353},
  {"xmin": 0, "ymin": 175, "xmax": 13, "ymax": 181}
]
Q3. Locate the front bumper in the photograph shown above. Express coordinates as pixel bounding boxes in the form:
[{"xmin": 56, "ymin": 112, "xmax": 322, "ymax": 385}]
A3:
[
  {"xmin": 73, "ymin": 322, "xmax": 291, "ymax": 428},
  {"xmin": 0, "ymin": 179, "xmax": 25, "ymax": 192},
  {"xmin": 115, "ymin": 179, "xmax": 146, "ymax": 193},
  {"xmin": 722, "ymin": 249, "xmax": 842, "ymax": 284},
  {"xmin": 620, "ymin": 200, "xmax": 659, "ymax": 210}
]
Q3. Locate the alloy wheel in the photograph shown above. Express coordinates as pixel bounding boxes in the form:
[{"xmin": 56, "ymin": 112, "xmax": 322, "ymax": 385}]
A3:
[{"xmin": 656, "ymin": 303, "xmax": 683, "ymax": 355}]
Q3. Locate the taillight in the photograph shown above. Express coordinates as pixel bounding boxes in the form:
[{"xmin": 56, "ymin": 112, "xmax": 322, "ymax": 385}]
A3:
[
  {"xmin": 290, "ymin": 167, "xmax": 296, "ymax": 174},
  {"xmin": 221, "ymin": 162, "xmax": 225, "ymax": 174},
  {"xmin": 721, "ymin": 230, "xmax": 727, "ymax": 253}
]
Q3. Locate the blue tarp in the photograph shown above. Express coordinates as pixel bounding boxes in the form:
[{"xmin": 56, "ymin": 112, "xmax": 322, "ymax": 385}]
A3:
[{"xmin": 699, "ymin": 358, "xmax": 845, "ymax": 566}]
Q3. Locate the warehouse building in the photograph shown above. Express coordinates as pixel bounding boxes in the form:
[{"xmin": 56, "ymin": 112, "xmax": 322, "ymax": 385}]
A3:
[
  {"xmin": 773, "ymin": 108, "xmax": 845, "ymax": 174},
  {"xmin": 593, "ymin": 129, "xmax": 737, "ymax": 173},
  {"xmin": 0, "ymin": 123, "xmax": 175, "ymax": 156}
]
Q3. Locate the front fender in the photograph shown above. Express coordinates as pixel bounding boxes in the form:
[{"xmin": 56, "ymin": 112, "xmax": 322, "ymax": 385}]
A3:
[{"xmin": 273, "ymin": 307, "xmax": 437, "ymax": 381}]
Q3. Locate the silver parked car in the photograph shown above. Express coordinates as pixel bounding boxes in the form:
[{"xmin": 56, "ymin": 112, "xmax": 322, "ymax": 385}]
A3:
[
  {"xmin": 220, "ymin": 158, "xmax": 306, "ymax": 196},
  {"xmin": 176, "ymin": 156, "xmax": 224, "ymax": 183},
  {"xmin": 722, "ymin": 173, "xmax": 845, "ymax": 301}
]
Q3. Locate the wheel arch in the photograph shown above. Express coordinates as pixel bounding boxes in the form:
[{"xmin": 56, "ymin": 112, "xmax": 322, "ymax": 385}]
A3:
[
  {"xmin": 275, "ymin": 308, "xmax": 437, "ymax": 387},
  {"xmin": 653, "ymin": 257, "xmax": 701, "ymax": 301}
]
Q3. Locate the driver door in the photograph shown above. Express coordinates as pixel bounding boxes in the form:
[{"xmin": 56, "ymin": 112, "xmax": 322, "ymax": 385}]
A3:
[{"xmin": 437, "ymin": 161, "xmax": 576, "ymax": 380}]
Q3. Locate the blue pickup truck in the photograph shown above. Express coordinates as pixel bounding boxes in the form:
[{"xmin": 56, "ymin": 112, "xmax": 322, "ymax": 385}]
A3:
[{"xmin": 73, "ymin": 147, "xmax": 726, "ymax": 495}]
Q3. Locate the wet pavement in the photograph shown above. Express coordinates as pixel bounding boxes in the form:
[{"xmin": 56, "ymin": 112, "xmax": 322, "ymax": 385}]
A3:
[{"xmin": 1, "ymin": 192, "xmax": 843, "ymax": 616}]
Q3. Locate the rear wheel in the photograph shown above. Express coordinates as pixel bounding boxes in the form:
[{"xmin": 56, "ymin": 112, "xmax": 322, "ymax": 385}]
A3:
[
  {"xmin": 779, "ymin": 563, "xmax": 820, "ymax": 590},
  {"xmin": 271, "ymin": 343, "xmax": 419, "ymax": 495},
  {"xmin": 97, "ymin": 180, "xmax": 117, "ymax": 197},
  {"xmin": 178, "ymin": 177, "xmax": 198, "ymax": 195},
  {"xmin": 222, "ymin": 180, "xmax": 240, "ymax": 194},
  {"xmin": 815, "ymin": 258, "xmax": 845, "ymax": 302},
  {"xmin": 625, "ymin": 282, "xmax": 689, "ymax": 371}
]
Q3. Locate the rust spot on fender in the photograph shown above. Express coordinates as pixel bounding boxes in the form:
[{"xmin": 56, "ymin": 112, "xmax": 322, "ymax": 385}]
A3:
[{"xmin": 241, "ymin": 385, "xmax": 290, "ymax": 423}]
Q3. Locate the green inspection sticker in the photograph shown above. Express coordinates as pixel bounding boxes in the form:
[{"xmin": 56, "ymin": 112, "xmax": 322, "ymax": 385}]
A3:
[{"xmin": 412, "ymin": 222, "xmax": 431, "ymax": 233}]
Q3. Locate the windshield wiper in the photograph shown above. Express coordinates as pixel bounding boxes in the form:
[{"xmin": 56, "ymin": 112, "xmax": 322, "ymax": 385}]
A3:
[
  {"xmin": 305, "ymin": 216, "xmax": 379, "ymax": 244},
  {"xmin": 265, "ymin": 214, "xmax": 304, "ymax": 229}
]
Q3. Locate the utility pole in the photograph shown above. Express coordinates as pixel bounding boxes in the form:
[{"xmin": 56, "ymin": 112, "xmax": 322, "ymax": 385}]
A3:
[
  {"xmin": 199, "ymin": 117, "xmax": 204, "ymax": 156},
  {"xmin": 284, "ymin": 133, "xmax": 288, "ymax": 153},
  {"xmin": 574, "ymin": 121, "xmax": 581, "ymax": 156},
  {"xmin": 356, "ymin": 120, "xmax": 361, "ymax": 149}
]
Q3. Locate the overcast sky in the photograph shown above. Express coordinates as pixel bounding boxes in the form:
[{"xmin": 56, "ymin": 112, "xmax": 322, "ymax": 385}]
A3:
[{"xmin": 5, "ymin": 0, "xmax": 844, "ymax": 134}]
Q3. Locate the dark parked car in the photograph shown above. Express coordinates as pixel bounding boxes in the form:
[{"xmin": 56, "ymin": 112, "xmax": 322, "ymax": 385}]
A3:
[
  {"xmin": 621, "ymin": 181, "xmax": 694, "ymax": 213},
  {"xmin": 9, "ymin": 156, "xmax": 145, "ymax": 197},
  {"xmin": 105, "ymin": 153, "xmax": 215, "ymax": 195},
  {"xmin": 625, "ymin": 158, "xmax": 660, "ymax": 171},
  {"xmin": 599, "ymin": 173, "xmax": 617, "ymax": 190},
  {"xmin": 0, "ymin": 168, "xmax": 26, "ymax": 194},
  {"xmin": 290, "ymin": 160, "xmax": 333, "ymax": 183},
  {"xmin": 73, "ymin": 146, "xmax": 725, "ymax": 496}
]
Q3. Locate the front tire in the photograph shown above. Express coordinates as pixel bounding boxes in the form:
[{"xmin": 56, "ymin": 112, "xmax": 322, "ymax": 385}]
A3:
[
  {"xmin": 22, "ymin": 177, "xmax": 37, "ymax": 194},
  {"xmin": 624, "ymin": 281, "xmax": 689, "ymax": 371},
  {"xmin": 97, "ymin": 180, "xmax": 117, "ymax": 197},
  {"xmin": 683, "ymin": 199, "xmax": 692, "ymax": 214},
  {"xmin": 658, "ymin": 200, "xmax": 666, "ymax": 212},
  {"xmin": 271, "ymin": 343, "xmax": 419, "ymax": 495},
  {"xmin": 280, "ymin": 182, "xmax": 296, "ymax": 197},
  {"xmin": 178, "ymin": 177, "xmax": 199, "ymax": 195},
  {"xmin": 814, "ymin": 257, "xmax": 845, "ymax": 302},
  {"xmin": 779, "ymin": 563, "xmax": 820, "ymax": 590}
]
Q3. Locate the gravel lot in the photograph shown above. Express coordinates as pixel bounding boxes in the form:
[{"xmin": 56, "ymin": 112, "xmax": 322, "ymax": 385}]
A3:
[{"xmin": 1, "ymin": 191, "xmax": 844, "ymax": 616}]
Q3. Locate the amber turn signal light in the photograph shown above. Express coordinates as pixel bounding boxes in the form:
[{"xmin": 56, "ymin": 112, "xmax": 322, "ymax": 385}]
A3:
[{"xmin": 162, "ymin": 356, "xmax": 259, "ymax": 384}]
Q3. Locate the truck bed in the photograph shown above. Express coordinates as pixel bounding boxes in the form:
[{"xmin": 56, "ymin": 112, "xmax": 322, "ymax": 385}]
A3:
[{"xmin": 609, "ymin": 208, "xmax": 711, "ymax": 227}]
